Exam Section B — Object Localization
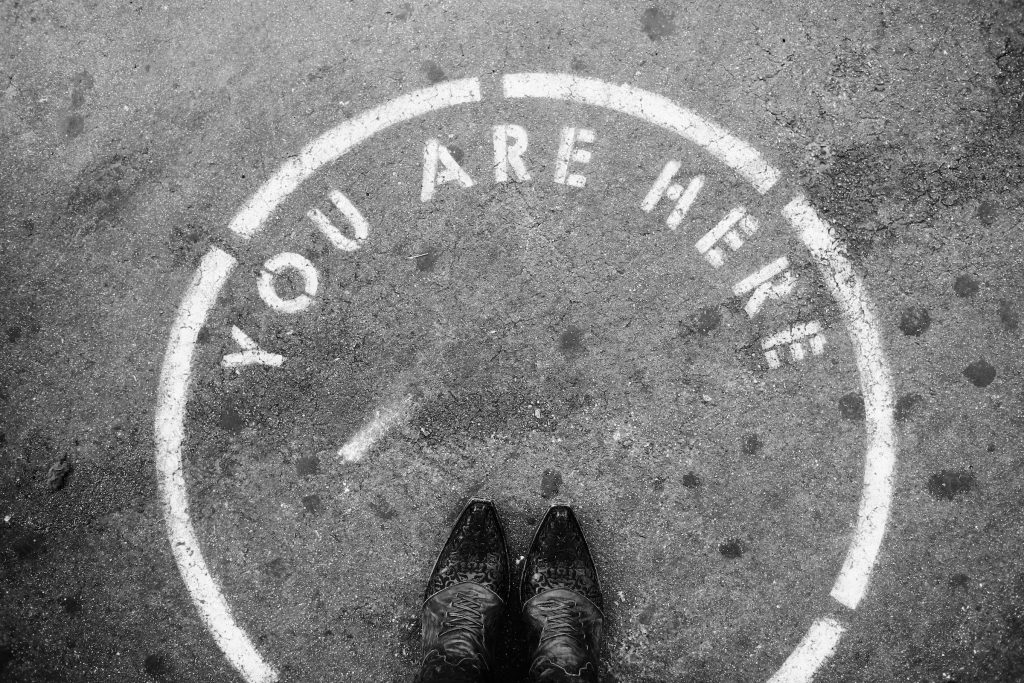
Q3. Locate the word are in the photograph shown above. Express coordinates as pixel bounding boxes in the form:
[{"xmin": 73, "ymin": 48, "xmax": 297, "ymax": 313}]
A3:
[{"xmin": 421, "ymin": 125, "xmax": 597, "ymax": 201}]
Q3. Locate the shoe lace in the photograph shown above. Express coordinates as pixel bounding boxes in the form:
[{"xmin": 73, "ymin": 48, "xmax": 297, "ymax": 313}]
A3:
[
  {"xmin": 439, "ymin": 591, "xmax": 486, "ymax": 655},
  {"xmin": 538, "ymin": 598, "xmax": 584, "ymax": 645}
]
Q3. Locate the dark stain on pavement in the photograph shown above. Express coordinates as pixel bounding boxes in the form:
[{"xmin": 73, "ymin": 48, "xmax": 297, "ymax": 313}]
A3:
[
  {"xmin": 927, "ymin": 470, "xmax": 976, "ymax": 500},
  {"xmin": 570, "ymin": 56, "xmax": 587, "ymax": 73},
  {"xmin": 953, "ymin": 275, "xmax": 980, "ymax": 297},
  {"xmin": 898, "ymin": 305, "xmax": 931, "ymax": 336},
  {"xmin": 414, "ymin": 249, "xmax": 439, "ymax": 272},
  {"xmin": 10, "ymin": 532, "xmax": 45, "ymax": 560},
  {"xmin": 59, "ymin": 595, "xmax": 81, "ymax": 613},
  {"xmin": 421, "ymin": 60, "xmax": 446, "ymax": 84},
  {"xmin": 70, "ymin": 70, "xmax": 94, "ymax": 106},
  {"xmin": 67, "ymin": 153, "xmax": 152, "ymax": 231},
  {"xmin": 628, "ymin": 367, "xmax": 653, "ymax": 395},
  {"xmin": 263, "ymin": 557, "xmax": 289, "ymax": 582},
  {"xmin": 949, "ymin": 573, "xmax": 970, "ymax": 590},
  {"xmin": 540, "ymin": 469, "xmax": 562, "ymax": 498},
  {"xmin": 977, "ymin": 200, "xmax": 998, "ymax": 225},
  {"xmin": 741, "ymin": 433, "xmax": 762, "ymax": 455},
  {"xmin": 217, "ymin": 399, "xmax": 245, "ymax": 432},
  {"xmin": 71, "ymin": 70, "xmax": 94, "ymax": 90},
  {"xmin": 369, "ymin": 495, "xmax": 398, "ymax": 520},
  {"xmin": 63, "ymin": 113, "xmax": 85, "ymax": 138},
  {"xmin": 682, "ymin": 306, "xmax": 721, "ymax": 336},
  {"xmin": 963, "ymin": 359, "xmax": 996, "ymax": 387},
  {"xmin": 718, "ymin": 539, "xmax": 744, "ymax": 559},
  {"xmin": 559, "ymin": 326, "xmax": 585, "ymax": 354},
  {"xmin": 143, "ymin": 653, "xmax": 170, "ymax": 678},
  {"xmin": 895, "ymin": 393, "xmax": 924, "ymax": 421},
  {"xmin": 640, "ymin": 6, "xmax": 676, "ymax": 40},
  {"xmin": 302, "ymin": 494, "xmax": 321, "ymax": 513},
  {"xmin": 838, "ymin": 391, "xmax": 865, "ymax": 420},
  {"xmin": 681, "ymin": 472, "xmax": 701, "ymax": 488},
  {"xmin": 448, "ymin": 145, "xmax": 465, "ymax": 164},
  {"xmin": 295, "ymin": 455, "xmax": 319, "ymax": 476},
  {"xmin": 998, "ymin": 299, "xmax": 1019, "ymax": 331},
  {"xmin": 393, "ymin": 2, "xmax": 412, "ymax": 20}
]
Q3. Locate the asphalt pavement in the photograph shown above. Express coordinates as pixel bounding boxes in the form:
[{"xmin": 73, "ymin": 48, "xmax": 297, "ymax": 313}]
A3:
[{"xmin": 1, "ymin": 1, "xmax": 1022, "ymax": 681}]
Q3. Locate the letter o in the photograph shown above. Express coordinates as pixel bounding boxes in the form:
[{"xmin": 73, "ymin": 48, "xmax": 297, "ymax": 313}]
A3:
[{"xmin": 257, "ymin": 252, "xmax": 319, "ymax": 314}]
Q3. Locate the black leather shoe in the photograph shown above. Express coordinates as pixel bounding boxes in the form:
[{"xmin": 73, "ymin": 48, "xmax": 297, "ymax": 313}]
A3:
[
  {"xmin": 521, "ymin": 505, "xmax": 604, "ymax": 683},
  {"xmin": 415, "ymin": 499, "xmax": 510, "ymax": 683}
]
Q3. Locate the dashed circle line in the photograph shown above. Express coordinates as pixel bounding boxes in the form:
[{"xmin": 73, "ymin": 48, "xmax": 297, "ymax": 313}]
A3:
[
  {"xmin": 153, "ymin": 248, "xmax": 272, "ymax": 682},
  {"xmin": 154, "ymin": 73, "xmax": 896, "ymax": 683}
]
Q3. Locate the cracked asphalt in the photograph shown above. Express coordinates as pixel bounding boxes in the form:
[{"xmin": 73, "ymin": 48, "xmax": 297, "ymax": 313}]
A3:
[{"xmin": 1, "ymin": 1, "xmax": 1023, "ymax": 682}]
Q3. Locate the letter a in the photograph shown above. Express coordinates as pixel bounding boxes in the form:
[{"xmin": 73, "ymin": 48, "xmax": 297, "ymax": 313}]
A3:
[{"xmin": 421, "ymin": 138, "xmax": 475, "ymax": 202}]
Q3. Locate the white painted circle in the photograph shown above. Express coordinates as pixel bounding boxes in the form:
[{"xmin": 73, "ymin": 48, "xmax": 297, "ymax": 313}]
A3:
[
  {"xmin": 257, "ymin": 251, "xmax": 319, "ymax": 314},
  {"xmin": 154, "ymin": 74, "xmax": 897, "ymax": 683}
]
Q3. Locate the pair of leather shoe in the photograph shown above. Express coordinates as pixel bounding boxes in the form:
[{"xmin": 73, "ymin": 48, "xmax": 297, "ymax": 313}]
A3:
[{"xmin": 415, "ymin": 500, "xmax": 604, "ymax": 683}]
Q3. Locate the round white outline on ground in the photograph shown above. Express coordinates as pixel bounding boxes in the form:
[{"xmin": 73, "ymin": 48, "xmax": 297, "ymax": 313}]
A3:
[{"xmin": 154, "ymin": 73, "xmax": 896, "ymax": 683}]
